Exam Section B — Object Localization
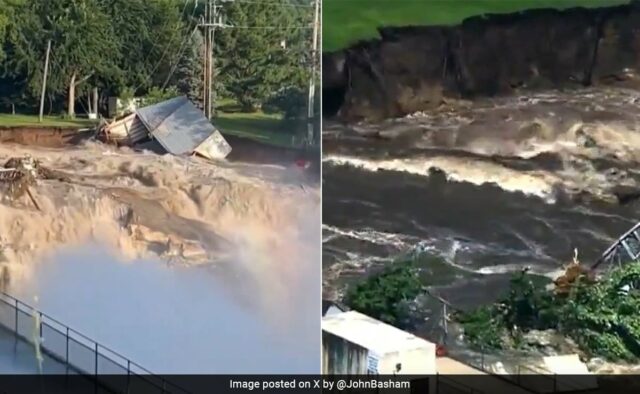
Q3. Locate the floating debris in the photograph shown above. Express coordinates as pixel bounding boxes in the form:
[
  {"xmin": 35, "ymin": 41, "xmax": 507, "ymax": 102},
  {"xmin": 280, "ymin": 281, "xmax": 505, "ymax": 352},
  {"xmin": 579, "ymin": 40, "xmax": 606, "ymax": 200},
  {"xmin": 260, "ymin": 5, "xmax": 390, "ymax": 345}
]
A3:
[{"xmin": 0, "ymin": 156, "xmax": 42, "ymax": 210}]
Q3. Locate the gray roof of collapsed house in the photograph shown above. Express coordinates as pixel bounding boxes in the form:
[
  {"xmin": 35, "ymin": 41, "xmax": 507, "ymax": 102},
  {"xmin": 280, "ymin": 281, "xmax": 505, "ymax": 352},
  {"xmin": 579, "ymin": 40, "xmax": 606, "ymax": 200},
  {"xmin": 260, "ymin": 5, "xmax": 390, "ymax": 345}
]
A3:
[{"xmin": 135, "ymin": 96, "xmax": 216, "ymax": 155}]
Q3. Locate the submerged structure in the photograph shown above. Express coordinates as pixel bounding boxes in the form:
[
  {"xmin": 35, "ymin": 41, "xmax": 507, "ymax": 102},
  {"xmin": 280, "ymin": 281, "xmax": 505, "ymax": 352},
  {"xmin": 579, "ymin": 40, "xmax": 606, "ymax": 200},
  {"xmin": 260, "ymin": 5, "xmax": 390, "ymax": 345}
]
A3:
[
  {"xmin": 100, "ymin": 96, "xmax": 232, "ymax": 160},
  {"xmin": 592, "ymin": 222, "xmax": 640, "ymax": 270}
]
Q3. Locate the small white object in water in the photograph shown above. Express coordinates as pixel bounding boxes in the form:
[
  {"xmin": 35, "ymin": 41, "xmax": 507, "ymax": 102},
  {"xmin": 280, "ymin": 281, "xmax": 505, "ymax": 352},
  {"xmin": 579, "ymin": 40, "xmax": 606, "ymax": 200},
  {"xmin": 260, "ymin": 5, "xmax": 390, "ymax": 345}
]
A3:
[
  {"xmin": 32, "ymin": 295, "xmax": 44, "ymax": 373},
  {"xmin": 32, "ymin": 309, "xmax": 44, "ymax": 373},
  {"xmin": 493, "ymin": 361, "xmax": 508, "ymax": 374}
]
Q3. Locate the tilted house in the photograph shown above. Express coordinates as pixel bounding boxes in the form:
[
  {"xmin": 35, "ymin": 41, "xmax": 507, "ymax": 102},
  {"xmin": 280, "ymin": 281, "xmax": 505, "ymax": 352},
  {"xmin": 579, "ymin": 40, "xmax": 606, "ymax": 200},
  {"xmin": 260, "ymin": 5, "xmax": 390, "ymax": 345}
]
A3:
[{"xmin": 102, "ymin": 96, "xmax": 232, "ymax": 160}]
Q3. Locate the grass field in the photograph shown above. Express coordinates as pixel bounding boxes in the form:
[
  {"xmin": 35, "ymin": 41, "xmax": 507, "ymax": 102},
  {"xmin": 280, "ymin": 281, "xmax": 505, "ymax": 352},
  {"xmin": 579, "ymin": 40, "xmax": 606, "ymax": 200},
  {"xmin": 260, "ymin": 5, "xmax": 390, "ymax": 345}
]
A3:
[
  {"xmin": 214, "ymin": 112, "xmax": 301, "ymax": 148},
  {"xmin": 323, "ymin": 0, "xmax": 629, "ymax": 52},
  {"xmin": 1, "ymin": 108, "xmax": 302, "ymax": 148},
  {"xmin": 213, "ymin": 100, "xmax": 305, "ymax": 148},
  {"xmin": 0, "ymin": 114, "xmax": 97, "ymax": 128}
]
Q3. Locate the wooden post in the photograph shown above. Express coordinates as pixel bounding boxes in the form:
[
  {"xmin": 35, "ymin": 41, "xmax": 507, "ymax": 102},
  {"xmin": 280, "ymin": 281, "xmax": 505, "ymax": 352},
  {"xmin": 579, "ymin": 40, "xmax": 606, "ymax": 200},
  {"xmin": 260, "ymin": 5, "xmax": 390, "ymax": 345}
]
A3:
[{"xmin": 39, "ymin": 40, "xmax": 52, "ymax": 123}]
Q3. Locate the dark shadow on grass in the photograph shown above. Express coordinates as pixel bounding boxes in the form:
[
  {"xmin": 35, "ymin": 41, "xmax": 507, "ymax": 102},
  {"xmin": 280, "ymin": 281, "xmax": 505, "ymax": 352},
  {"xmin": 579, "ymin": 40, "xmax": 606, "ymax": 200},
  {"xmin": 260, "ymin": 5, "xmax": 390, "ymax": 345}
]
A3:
[{"xmin": 214, "ymin": 116, "xmax": 282, "ymax": 134}]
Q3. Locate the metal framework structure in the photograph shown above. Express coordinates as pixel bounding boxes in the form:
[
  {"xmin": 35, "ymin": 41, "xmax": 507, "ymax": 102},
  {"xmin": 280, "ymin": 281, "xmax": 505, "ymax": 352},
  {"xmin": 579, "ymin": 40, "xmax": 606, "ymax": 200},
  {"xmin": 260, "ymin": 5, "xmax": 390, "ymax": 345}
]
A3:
[
  {"xmin": 0, "ymin": 291, "xmax": 189, "ymax": 394},
  {"xmin": 592, "ymin": 222, "xmax": 640, "ymax": 270}
]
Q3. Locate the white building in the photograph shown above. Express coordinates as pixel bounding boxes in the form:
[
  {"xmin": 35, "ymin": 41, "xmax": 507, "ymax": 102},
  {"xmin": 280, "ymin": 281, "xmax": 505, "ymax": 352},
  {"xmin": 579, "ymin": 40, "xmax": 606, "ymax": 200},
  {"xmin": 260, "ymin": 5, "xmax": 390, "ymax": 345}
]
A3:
[{"xmin": 322, "ymin": 310, "xmax": 437, "ymax": 376}]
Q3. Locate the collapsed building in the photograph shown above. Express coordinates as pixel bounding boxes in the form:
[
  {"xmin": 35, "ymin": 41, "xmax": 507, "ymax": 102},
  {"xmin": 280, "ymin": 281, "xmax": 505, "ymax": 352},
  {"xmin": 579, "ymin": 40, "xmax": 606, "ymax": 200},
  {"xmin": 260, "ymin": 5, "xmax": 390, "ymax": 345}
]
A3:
[{"xmin": 99, "ymin": 96, "xmax": 232, "ymax": 161}]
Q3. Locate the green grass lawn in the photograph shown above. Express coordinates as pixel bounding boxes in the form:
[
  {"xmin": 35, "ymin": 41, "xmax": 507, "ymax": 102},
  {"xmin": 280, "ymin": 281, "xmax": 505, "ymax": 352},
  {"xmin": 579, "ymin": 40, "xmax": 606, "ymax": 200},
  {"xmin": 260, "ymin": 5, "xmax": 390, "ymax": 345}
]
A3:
[
  {"xmin": 213, "ymin": 100, "xmax": 304, "ymax": 148},
  {"xmin": 0, "ymin": 114, "xmax": 97, "ymax": 128},
  {"xmin": 324, "ymin": 0, "xmax": 629, "ymax": 52}
]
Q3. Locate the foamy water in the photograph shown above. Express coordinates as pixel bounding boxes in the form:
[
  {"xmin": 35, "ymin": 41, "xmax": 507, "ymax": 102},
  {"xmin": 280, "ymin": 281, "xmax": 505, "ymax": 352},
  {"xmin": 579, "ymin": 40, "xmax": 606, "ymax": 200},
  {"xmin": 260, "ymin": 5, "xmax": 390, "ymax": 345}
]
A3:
[
  {"xmin": 323, "ymin": 87, "xmax": 640, "ymax": 309},
  {"xmin": 0, "ymin": 141, "xmax": 320, "ymax": 372},
  {"xmin": 324, "ymin": 154, "xmax": 558, "ymax": 201}
]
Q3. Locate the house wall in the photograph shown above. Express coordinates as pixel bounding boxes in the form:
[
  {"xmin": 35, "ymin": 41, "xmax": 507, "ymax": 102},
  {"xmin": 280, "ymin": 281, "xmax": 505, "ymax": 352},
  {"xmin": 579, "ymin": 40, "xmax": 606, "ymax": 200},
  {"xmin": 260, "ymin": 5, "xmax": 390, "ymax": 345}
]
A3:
[
  {"xmin": 322, "ymin": 331, "xmax": 368, "ymax": 374},
  {"xmin": 323, "ymin": 328, "xmax": 439, "ymax": 393},
  {"xmin": 379, "ymin": 347, "xmax": 437, "ymax": 394},
  {"xmin": 378, "ymin": 345, "xmax": 436, "ymax": 375},
  {"xmin": 193, "ymin": 130, "xmax": 232, "ymax": 160},
  {"xmin": 102, "ymin": 114, "xmax": 148, "ymax": 145}
]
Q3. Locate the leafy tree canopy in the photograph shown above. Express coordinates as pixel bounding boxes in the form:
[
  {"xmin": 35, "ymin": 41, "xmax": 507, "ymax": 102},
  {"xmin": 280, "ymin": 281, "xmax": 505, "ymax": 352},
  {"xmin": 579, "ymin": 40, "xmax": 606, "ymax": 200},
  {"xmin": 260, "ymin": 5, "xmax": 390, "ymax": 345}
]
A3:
[
  {"xmin": 0, "ymin": 0, "xmax": 314, "ymax": 118},
  {"xmin": 345, "ymin": 260, "xmax": 425, "ymax": 329},
  {"xmin": 215, "ymin": 0, "xmax": 312, "ymax": 111},
  {"xmin": 459, "ymin": 262, "xmax": 640, "ymax": 362}
]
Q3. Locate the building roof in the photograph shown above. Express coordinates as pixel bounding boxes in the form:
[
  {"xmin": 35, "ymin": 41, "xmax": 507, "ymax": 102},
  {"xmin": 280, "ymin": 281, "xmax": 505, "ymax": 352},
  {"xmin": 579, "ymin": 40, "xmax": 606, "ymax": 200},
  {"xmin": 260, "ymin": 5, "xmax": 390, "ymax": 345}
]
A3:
[
  {"xmin": 322, "ymin": 311, "xmax": 435, "ymax": 355},
  {"xmin": 136, "ymin": 96, "xmax": 220, "ymax": 156},
  {"xmin": 322, "ymin": 299, "xmax": 348, "ymax": 316}
]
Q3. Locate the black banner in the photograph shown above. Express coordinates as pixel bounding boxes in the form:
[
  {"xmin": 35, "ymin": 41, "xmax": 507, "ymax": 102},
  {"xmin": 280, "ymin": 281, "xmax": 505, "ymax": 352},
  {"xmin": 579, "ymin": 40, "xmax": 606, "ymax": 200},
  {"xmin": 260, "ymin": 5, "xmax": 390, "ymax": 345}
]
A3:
[{"xmin": 1, "ymin": 374, "xmax": 640, "ymax": 394}]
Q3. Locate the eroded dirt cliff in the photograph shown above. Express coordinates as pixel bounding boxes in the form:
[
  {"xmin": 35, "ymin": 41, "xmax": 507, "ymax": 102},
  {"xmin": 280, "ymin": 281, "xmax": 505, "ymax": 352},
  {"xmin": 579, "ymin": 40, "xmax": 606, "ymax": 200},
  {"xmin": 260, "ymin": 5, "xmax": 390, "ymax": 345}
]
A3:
[{"xmin": 324, "ymin": 2, "xmax": 640, "ymax": 121}]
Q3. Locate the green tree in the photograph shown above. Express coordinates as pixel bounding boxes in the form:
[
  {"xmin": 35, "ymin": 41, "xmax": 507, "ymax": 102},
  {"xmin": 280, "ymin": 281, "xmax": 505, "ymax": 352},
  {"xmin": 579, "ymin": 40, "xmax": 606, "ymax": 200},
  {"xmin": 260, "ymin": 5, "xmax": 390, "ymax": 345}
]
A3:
[
  {"xmin": 170, "ymin": 29, "xmax": 204, "ymax": 108},
  {"xmin": 9, "ymin": 0, "xmax": 118, "ymax": 117},
  {"xmin": 0, "ymin": 0, "xmax": 20, "ymax": 62},
  {"xmin": 215, "ymin": 0, "xmax": 311, "ymax": 111},
  {"xmin": 142, "ymin": 86, "xmax": 179, "ymax": 106},
  {"xmin": 345, "ymin": 260, "xmax": 425, "ymax": 329},
  {"xmin": 102, "ymin": 0, "xmax": 191, "ymax": 95}
]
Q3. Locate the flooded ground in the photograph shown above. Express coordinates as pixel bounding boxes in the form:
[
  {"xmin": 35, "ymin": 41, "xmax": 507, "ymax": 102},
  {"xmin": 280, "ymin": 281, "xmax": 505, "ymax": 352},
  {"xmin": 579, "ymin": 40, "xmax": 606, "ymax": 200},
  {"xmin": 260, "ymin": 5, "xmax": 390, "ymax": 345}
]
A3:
[
  {"xmin": 0, "ymin": 141, "xmax": 320, "ymax": 373},
  {"xmin": 323, "ymin": 87, "xmax": 640, "ymax": 313}
]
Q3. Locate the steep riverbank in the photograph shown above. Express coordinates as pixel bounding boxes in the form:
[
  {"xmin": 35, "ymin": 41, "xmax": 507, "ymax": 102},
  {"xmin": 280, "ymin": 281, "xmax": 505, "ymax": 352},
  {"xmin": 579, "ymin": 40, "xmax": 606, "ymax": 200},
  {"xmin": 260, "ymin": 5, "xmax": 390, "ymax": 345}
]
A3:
[{"xmin": 323, "ymin": 1, "xmax": 640, "ymax": 122}]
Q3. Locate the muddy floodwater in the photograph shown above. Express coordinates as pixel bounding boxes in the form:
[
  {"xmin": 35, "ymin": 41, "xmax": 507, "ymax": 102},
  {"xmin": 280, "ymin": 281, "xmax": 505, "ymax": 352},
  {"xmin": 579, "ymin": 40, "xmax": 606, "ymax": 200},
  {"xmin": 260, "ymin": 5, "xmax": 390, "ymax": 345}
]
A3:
[
  {"xmin": 0, "ymin": 141, "xmax": 320, "ymax": 373},
  {"xmin": 323, "ymin": 87, "xmax": 640, "ymax": 313}
]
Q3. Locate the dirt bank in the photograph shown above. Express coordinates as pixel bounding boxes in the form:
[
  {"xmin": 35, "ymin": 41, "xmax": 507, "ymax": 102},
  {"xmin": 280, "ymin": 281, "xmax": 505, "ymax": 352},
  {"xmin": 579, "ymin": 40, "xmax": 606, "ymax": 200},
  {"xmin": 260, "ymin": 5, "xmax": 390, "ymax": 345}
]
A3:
[
  {"xmin": 323, "ymin": 1, "xmax": 640, "ymax": 122},
  {"xmin": 0, "ymin": 126, "xmax": 93, "ymax": 147},
  {"xmin": 0, "ymin": 127, "xmax": 320, "ymax": 177}
]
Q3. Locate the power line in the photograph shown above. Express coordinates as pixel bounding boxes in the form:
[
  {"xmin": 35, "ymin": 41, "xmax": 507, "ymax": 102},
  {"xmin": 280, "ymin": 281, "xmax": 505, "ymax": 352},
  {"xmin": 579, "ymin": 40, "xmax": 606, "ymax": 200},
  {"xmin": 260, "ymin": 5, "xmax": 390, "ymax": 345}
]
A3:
[
  {"xmin": 161, "ymin": 0, "xmax": 203, "ymax": 89},
  {"xmin": 161, "ymin": 25, "xmax": 200, "ymax": 89},
  {"xmin": 139, "ymin": 0, "xmax": 193, "ymax": 66},
  {"xmin": 230, "ymin": 0, "xmax": 314, "ymax": 7},
  {"xmin": 226, "ymin": 26, "xmax": 313, "ymax": 29},
  {"xmin": 135, "ymin": 0, "xmax": 197, "ymax": 91}
]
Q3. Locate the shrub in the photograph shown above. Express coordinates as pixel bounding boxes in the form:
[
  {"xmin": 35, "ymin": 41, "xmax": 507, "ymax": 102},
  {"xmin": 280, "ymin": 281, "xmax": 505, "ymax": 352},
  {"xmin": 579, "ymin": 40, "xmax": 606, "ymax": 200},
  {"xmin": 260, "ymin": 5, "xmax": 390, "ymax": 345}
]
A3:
[
  {"xmin": 345, "ymin": 260, "xmax": 425, "ymax": 329},
  {"xmin": 459, "ymin": 262, "xmax": 640, "ymax": 361}
]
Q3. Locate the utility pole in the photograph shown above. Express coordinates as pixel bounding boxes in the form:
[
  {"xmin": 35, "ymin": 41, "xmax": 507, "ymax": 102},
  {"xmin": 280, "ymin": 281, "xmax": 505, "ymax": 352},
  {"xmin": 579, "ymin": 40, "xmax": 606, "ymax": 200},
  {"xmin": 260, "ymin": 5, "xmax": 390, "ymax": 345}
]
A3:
[
  {"xmin": 307, "ymin": 0, "xmax": 320, "ymax": 146},
  {"xmin": 38, "ymin": 40, "xmax": 52, "ymax": 123},
  {"xmin": 209, "ymin": 0, "xmax": 217, "ymax": 119},
  {"xmin": 202, "ymin": 0, "xmax": 225, "ymax": 120},
  {"xmin": 202, "ymin": 1, "xmax": 210, "ymax": 117}
]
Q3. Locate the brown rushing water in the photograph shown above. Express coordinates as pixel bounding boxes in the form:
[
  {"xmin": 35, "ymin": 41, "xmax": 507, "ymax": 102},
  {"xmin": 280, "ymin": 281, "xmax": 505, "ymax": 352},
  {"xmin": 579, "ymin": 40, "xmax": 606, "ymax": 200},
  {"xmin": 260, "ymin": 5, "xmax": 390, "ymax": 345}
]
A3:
[{"xmin": 323, "ymin": 87, "xmax": 640, "ymax": 310}]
